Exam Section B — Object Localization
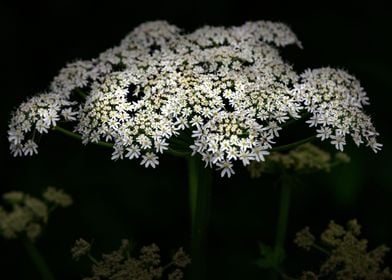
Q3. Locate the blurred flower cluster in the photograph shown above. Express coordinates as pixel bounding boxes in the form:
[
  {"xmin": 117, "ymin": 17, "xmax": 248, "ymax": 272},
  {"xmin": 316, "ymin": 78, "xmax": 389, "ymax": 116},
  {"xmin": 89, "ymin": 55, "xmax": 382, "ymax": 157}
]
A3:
[
  {"xmin": 248, "ymin": 143, "xmax": 350, "ymax": 177},
  {"xmin": 0, "ymin": 187, "xmax": 72, "ymax": 241},
  {"xmin": 71, "ymin": 238, "xmax": 190, "ymax": 280},
  {"xmin": 295, "ymin": 220, "xmax": 392, "ymax": 280}
]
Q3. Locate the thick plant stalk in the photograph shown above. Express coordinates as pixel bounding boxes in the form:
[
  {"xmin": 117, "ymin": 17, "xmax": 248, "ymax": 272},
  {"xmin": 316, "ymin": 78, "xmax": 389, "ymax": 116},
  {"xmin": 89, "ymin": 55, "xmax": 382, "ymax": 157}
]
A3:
[
  {"xmin": 22, "ymin": 238, "xmax": 55, "ymax": 280},
  {"xmin": 270, "ymin": 174, "xmax": 292, "ymax": 280},
  {"xmin": 188, "ymin": 156, "xmax": 212, "ymax": 280}
]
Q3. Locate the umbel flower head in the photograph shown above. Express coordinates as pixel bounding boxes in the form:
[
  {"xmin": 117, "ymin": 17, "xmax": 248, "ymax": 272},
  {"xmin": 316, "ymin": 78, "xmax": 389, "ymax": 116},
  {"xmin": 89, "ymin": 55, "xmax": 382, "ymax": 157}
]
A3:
[{"xmin": 8, "ymin": 21, "xmax": 381, "ymax": 177}]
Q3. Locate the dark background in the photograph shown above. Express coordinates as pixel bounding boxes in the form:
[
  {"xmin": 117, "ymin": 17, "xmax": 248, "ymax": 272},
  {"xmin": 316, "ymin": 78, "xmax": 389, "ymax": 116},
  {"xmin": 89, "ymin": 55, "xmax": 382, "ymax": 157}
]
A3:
[{"xmin": 1, "ymin": 1, "xmax": 391, "ymax": 279}]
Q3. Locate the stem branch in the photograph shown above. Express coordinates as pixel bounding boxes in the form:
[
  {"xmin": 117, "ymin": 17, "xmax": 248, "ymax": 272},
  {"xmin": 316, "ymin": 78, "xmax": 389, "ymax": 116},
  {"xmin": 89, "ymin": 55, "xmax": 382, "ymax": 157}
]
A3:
[
  {"xmin": 53, "ymin": 126, "xmax": 190, "ymax": 157},
  {"xmin": 53, "ymin": 126, "xmax": 113, "ymax": 148},
  {"xmin": 188, "ymin": 156, "xmax": 212, "ymax": 280},
  {"xmin": 22, "ymin": 238, "xmax": 55, "ymax": 280},
  {"xmin": 275, "ymin": 176, "xmax": 291, "ymax": 257},
  {"xmin": 312, "ymin": 244, "xmax": 330, "ymax": 256},
  {"xmin": 269, "ymin": 174, "xmax": 292, "ymax": 280},
  {"xmin": 271, "ymin": 136, "xmax": 317, "ymax": 152}
]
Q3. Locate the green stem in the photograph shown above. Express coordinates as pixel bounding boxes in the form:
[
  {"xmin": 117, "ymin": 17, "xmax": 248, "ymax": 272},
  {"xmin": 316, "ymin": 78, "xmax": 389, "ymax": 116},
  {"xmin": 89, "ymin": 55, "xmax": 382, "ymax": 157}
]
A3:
[
  {"xmin": 167, "ymin": 148, "xmax": 191, "ymax": 157},
  {"xmin": 53, "ymin": 126, "xmax": 113, "ymax": 148},
  {"xmin": 312, "ymin": 244, "xmax": 330, "ymax": 256},
  {"xmin": 87, "ymin": 254, "xmax": 100, "ymax": 265},
  {"xmin": 274, "ymin": 268, "xmax": 299, "ymax": 280},
  {"xmin": 54, "ymin": 126, "xmax": 315, "ymax": 158},
  {"xmin": 270, "ymin": 136, "xmax": 317, "ymax": 152},
  {"xmin": 188, "ymin": 156, "xmax": 212, "ymax": 280},
  {"xmin": 269, "ymin": 175, "xmax": 292, "ymax": 280},
  {"xmin": 275, "ymin": 176, "xmax": 291, "ymax": 257},
  {"xmin": 22, "ymin": 238, "xmax": 55, "ymax": 280},
  {"xmin": 189, "ymin": 158, "xmax": 198, "ymax": 228},
  {"xmin": 53, "ymin": 126, "xmax": 190, "ymax": 157}
]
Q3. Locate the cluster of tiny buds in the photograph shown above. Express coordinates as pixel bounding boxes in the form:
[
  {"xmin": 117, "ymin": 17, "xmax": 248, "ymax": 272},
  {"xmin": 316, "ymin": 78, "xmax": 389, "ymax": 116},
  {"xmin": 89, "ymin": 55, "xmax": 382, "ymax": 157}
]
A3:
[
  {"xmin": 295, "ymin": 220, "xmax": 392, "ymax": 280},
  {"xmin": 8, "ymin": 21, "xmax": 381, "ymax": 177},
  {"xmin": 248, "ymin": 143, "xmax": 351, "ymax": 177},
  {"xmin": 71, "ymin": 238, "xmax": 190, "ymax": 280},
  {"xmin": 0, "ymin": 187, "xmax": 72, "ymax": 241}
]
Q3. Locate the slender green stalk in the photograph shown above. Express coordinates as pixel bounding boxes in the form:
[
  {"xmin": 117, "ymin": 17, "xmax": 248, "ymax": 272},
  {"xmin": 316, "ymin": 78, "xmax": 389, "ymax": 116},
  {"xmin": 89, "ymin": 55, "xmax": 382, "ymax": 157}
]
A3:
[
  {"xmin": 188, "ymin": 157, "xmax": 198, "ymax": 228},
  {"xmin": 188, "ymin": 156, "xmax": 212, "ymax": 280},
  {"xmin": 53, "ymin": 126, "xmax": 190, "ymax": 157},
  {"xmin": 22, "ymin": 238, "xmax": 55, "ymax": 280},
  {"xmin": 274, "ymin": 268, "xmax": 299, "ymax": 280},
  {"xmin": 312, "ymin": 244, "xmax": 330, "ymax": 256},
  {"xmin": 54, "ymin": 125, "xmax": 315, "ymax": 157},
  {"xmin": 270, "ymin": 136, "xmax": 317, "ymax": 152},
  {"xmin": 275, "ymin": 175, "xmax": 291, "ymax": 258},
  {"xmin": 269, "ymin": 174, "xmax": 292, "ymax": 280},
  {"xmin": 53, "ymin": 126, "xmax": 113, "ymax": 148},
  {"xmin": 167, "ymin": 148, "xmax": 191, "ymax": 157},
  {"xmin": 87, "ymin": 254, "xmax": 100, "ymax": 265}
]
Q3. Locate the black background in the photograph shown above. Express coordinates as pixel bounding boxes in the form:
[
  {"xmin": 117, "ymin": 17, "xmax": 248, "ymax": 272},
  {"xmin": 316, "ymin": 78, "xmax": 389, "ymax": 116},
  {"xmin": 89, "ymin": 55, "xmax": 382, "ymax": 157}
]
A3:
[{"xmin": 1, "ymin": 1, "xmax": 392, "ymax": 279}]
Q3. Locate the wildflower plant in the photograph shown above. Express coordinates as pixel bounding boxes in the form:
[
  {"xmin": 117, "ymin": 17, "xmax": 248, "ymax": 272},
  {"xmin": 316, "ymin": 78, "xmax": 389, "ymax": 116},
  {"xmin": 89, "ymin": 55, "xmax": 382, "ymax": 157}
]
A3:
[
  {"xmin": 0, "ymin": 188, "xmax": 72, "ymax": 280},
  {"xmin": 248, "ymin": 143, "xmax": 350, "ymax": 177},
  {"xmin": 71, "ymin": 239, "xmax": 190, "ymax": 280},
  {"xmin": 7, "ymin": 21, "xmax": 381, "ymax": 175},
  {"xmin": 7, "ymin": 20, "xmax": 382, "ymax": 279},
  {"xmin": 0, "ymin": 187, "xmax": 72, "ymax": 241},
  {"xmin": 254, "ymin": 144, "xmax": 352, "ymax": 279},
  {"xmin": 294, "ymin": 220, "xmax": 392, "ymax": 280}
]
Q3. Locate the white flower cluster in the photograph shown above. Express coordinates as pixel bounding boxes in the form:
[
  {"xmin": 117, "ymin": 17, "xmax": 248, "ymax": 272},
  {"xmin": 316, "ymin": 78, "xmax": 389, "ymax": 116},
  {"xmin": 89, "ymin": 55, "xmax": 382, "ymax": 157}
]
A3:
[
  {"xmin": 293, "ymin": 68, "xmax": 382, "ymax": 153},
  {"xmin": 8, "ymin": 21, "xmax": 381, "ymax": 177},
  {"xmin": 8, "ymin": 93, "xmax": 78, "ymax": 156}
]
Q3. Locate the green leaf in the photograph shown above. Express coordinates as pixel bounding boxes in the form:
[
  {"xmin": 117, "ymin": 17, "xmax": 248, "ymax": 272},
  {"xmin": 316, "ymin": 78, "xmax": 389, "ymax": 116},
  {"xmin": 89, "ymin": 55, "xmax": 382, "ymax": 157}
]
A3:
[
  {"xmin": 255, "ymin": 242, "xmax": 286, "ymax": 269},
  {"xmin": 255, "ymin": 242, "xmax": 276, "ymax": 269},
  {"xmin": 274, "ymin": 246, "xmax": 286, "ymax": 265}
]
